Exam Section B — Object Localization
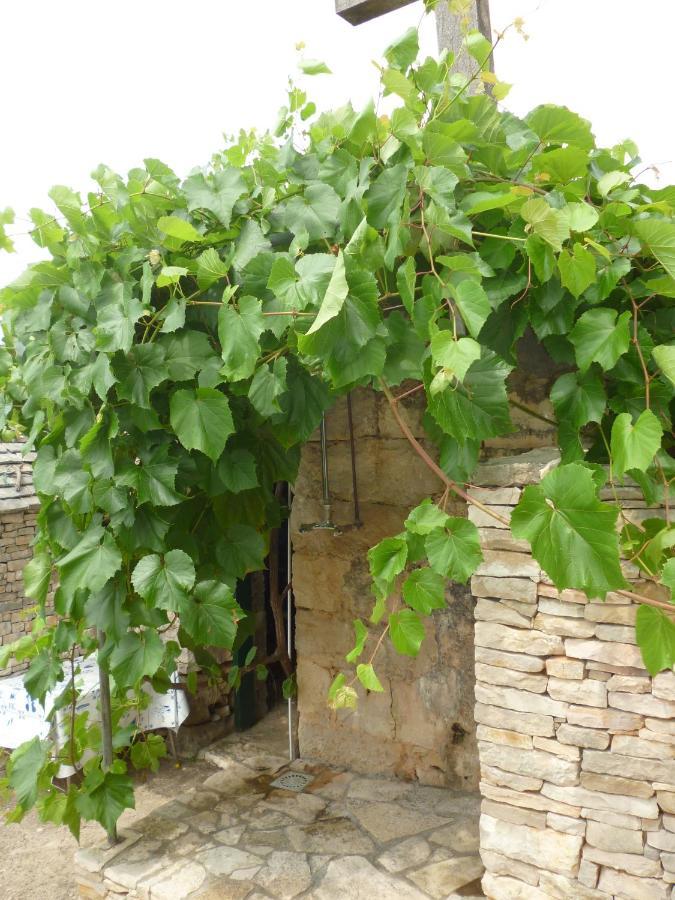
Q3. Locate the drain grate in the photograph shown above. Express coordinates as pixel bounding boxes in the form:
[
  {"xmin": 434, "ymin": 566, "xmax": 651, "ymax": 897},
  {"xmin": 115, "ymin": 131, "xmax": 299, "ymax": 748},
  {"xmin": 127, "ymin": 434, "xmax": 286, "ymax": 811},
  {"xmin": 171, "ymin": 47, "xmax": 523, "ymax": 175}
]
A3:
[{"xmin": 270, "ymin": 771, "xmax": 314, "ymax": 793}]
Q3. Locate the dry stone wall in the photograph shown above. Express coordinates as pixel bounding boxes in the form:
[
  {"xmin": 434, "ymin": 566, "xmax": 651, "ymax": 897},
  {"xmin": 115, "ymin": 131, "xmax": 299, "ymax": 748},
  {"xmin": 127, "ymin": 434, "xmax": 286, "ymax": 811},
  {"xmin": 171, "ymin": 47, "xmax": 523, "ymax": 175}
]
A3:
[
  {"xmin": 471, "ymin": 449, "xmax": 674, "ymax": 900},
  {"xmin": 0, "ymin": 444, "xmax": 39, "ymax": 675}
]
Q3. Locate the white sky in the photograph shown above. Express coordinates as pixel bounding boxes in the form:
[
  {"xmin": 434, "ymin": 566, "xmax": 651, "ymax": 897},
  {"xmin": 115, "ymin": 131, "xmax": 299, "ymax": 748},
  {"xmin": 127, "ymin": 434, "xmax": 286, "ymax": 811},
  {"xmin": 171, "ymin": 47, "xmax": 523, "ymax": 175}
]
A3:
[{"xmin": 1, "ymin": 0, "xmax": 673, "ymax": 285}]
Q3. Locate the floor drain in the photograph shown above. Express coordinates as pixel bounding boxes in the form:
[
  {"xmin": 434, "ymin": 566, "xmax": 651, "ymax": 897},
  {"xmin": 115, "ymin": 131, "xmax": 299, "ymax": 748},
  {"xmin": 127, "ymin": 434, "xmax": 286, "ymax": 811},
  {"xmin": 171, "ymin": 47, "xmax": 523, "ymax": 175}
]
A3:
[{"xmin": 270, "ymin": 771, "xmax": 314, "ymax": 793}]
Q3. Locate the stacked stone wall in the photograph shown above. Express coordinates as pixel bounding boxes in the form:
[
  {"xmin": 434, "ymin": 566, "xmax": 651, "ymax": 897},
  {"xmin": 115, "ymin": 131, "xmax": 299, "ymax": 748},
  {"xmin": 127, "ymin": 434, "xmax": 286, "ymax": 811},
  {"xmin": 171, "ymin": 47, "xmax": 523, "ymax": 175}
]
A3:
[
  {"xmin": 0, "ymin": 444, "xmax": 39, "ymax": 676},
  {"xmin": 471, "ymin": 449, "xmax": 674, "ymax": 900}
]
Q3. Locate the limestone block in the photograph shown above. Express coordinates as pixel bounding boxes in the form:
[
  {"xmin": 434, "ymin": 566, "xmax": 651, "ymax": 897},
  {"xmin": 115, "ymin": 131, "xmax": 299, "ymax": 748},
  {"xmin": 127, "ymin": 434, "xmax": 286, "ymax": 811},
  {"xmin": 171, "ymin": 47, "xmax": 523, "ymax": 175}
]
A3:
[
  {"xmin": 606, "ymin": 675, "xmax": 651, "ymax": 693},
  {"xmin": 482, "ymin": 764, "xmax": 544, "ymax": 792},
  {"xmin": 534, "ymin": 614, "xmax": 596, "ymax": 639},
  {"xmin": 583, "ymin": 748, "xmax": 675, "ymax": 785},
  {"xmin": 474, "ymin": 598, "xmax": 532, "ymax": 630},
  {"xmin": 481, "ymin": 800, "xmax": 547, "ymax": 830},
  {"xmin": 477, "ymin": 527, "xmax": 530, "ymax": 553},
  {"xmin": 657, "ymin": 792, "xmax": 675, "ymax": 814},
  {"xmin": 473, "ymin": 449, "xmax": 560, "ymax": 487},
  {"xmin": 475, "ymin": 683, "xmax": 568, "ymax": 718},
  {"xmin": 546, "ymin": 658, "xmax": 585, "ymax": 680},
  {"xmin": 582, "ymin": 806, "xmax": 643, "ymax": 830},
  {"xmin": 475, "ymin": 662, "xmax": 547, "ymax": 694},
  {"xmin": 646, "ymin": 717, "xmax": 675, "ymax": 737},
  {"xmin": 407, "ymin": 855, "xmax": 484, "ymax": 897},
  {"xmin": 538, "ymin": 871, "xmax": 608, "ymax": 899},
  {"xmin": 471, "ymin": 487, "xmax": 522, "ymax": 505},
  {"xmin": 547, "ymin": 677, "xmax": 607, "ymax": 708},
  {"xmin": 476, "ymin": 550, "xmax": 541, "ymax": 580},
  {"xmin": 612, "ymin": 734, "xmax": 675, "ymax": 760},
  {"xmin": 595, "ymin": 623, "xmax": 637, "ymax": 644},
  {"xmin": 586, "ymin": 661, "xmax": 647, "ymax": 677},
  {"xmin": 480, "ymin": 849, "xmax": 541, "ymax": 886},
  {"xmin": 538, "ymin": 583, "xmax": 588, "ymax": 604},
  {"xmin": 476, "ymin": 725, "xmax": 533, "ymax": 750},
  {"xmin": 468, "ymin": 506, "xmax": 512, "ymax": 529},
  {"xmin": 475, "ymin": 622, "xmax": 563, "ymax": 656},
  {"xmin": 532, "ymin": 737, "xmax": 580, "ymax": 761},
  {"xmin": 479, "ymin": 814, "xmax": 583, "ymax": 876},
  {"xmin": 541, "ymin": 782, "xmax": 659, "ymax": 818},
  {"xmin": 479, "ymin": 743, "xmax": 579, "ymax": 787},
  {"xmin": 481, "ymin": 782, "xmax": 580, "ymax": 818},
  {"xmin": 646, "ymin": 830, "xmax": 675, "ymax": 852},
  {"xmin": 586, "ymin": 820, "xmax": 644, "ymax": 854},
  {"xmin": 474, "ymin": 702, "xmax": 554, "ymax": 738},
  {"xmin": 580, "ymin": 772, "xmax": 654, "ymax": 799},
  {"xmin": 311, "ymin": 855, "xmax": 428, "ymax": 900},
  {"xmin": 291, "ymin": 553, "xmax": 356, "ymax": 613},
  {"xmin": 609, "ymin": 691, "xmax": 675, "ymax": 720},
  {"xmin": 583, "ymin": 845, "xmax": 661, "ymax": 878},
  {"xmin": 546, "ymin": 813, "xmax": 585, "ymax": 835},
  {"xmin": 564, "ymin": 639, "xmax": 644, "ymax": 668},
  {"xmin": 577, "ymin": 858, "xmax": 600, "ymax": 889},
  {"xmin": 597, "ymin": 866, "xmax": 669, "ymax": 899},
  {"xmin": 471, "ymin": 576, "xmax": 536, "ymax": 603},
  {"xmin": 539, "ymin": 598, "xmax": 585, "ymax": 618},
  {"xmin": 566, "ymin": 705, "xmax": 643, "ymax": 732},
  {"xmin": 653, "ymin": 672, "xmax": 675, "ymax": 701},
  {"xmin": 584, "ymin": 603, "xmax": 636, "ymax": 624},
  {"xmin": 475, "ymin": 646, "xmax": 545, "ymax": 673},
  {"xmin": 639, "ymin": 727, "xmax": 675, "ymax": 745},
  {"xmin": 482, "ymin": 873, "xmax": 548, "ymax": 899}
]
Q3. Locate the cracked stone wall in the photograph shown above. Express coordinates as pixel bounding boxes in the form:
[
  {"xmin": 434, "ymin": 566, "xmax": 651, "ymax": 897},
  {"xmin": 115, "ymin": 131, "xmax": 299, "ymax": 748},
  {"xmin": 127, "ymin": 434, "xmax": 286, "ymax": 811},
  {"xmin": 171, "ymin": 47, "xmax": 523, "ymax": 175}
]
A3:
[
  {"xmin": 470, "ymin": 449, "xmax": 674, "ymax": 900},
  {"xmin": 291, "ymin": 388, "xmax": 481, "ymax": 788},
  {"xmin": 0, "ymin": 444, "xmax": 39, "ymax": 676}
]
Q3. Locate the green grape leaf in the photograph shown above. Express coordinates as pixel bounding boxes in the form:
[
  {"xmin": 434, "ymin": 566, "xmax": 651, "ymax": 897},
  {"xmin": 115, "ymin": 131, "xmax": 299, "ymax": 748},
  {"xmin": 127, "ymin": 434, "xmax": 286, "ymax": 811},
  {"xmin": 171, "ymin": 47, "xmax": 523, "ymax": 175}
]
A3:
[
  {"xmin": 57, "ymin": 526, "xmax": 122, "ymax": 598},
  {"xmin": 511, "ymin": 463, "xmax": 624, "ymax": 598},
  {"xmin": 23, "ymin": 552, "xmax": 52, "ymax": 606},
  {"xmin": 634, "ymin": 219, "xmax": 675, "ymax": 280},
  {"xmin": 569, "ymin": 309, "xmax": 631, "ymax": 372},
  {"xmin": 306, "ymin": 251, "xmax": 348, "ymax": 334},
  {"xmin": 356, "ymin": 663, "xmax": 384, "ymax": 692},
  {"xmin": 384, "ymin": 27, "xmax": 419, "ymax": 70},
  {"xmin": 110, "ymin": 630, "xmax": 165, "ymax": 686},
  {"xmin": 170, "ymin": 387, "xmax": 234, "ymax": 462},
  {"xmin": 389, "ymin": 609, "xmax": 425, "ymax": 657},
  {"xmin": 8, "ymin": 737, "xmax": 49, "ymax": 810},
  {"xmin": 114, "ymin": 344, "xmax": 168, "ymax": 408},
  {"xmin": 178, "ymin": 581, "xmax": 241, "ymax": 648},
  {"xmin": 520, "ymin": 197, "xmax": 569, "ymax": 251},
  {"xmin": 450, "ymin": 280, "xmax": 491, "ymax": 339},
  {"xmin": 611, "ymin": 409, "xmax": 663, "ymax": 476},
  {"xmin": 635, "ymin": 605, "xmax": 675, "ymax": 676},
  {"xmin": 661, "ymin": 559, "xmax": 675, "ymax": 599},
  {"xmin": 402, "ymin": 568, "xmax": 446, "ymax": 615},
  {"xmin": 550, "ymin": 370, "xmax": 606, "ymax": 429},
  {"xmin": 130, "ymin": 733, "xmax": 167, "ymax": 773},
  {"xmin": 76, "ymin": 770, "xmax": 135, "ymax": 835},
  {"xmin": 405, "ymin": 499, "xmax": 450, "ymax": 535},
  {"xmin": 430, "ymin": 334, "xmax": 481, "ymax": 382},
  {"xmin": 346, "ymin": 619, "xmax": 368, "ymax": 664},
  {"xmin": 132, "ymin": 550, "xmax": 196, "ymax": 610},
  {"xmin": 526, "ymin": 104, "xmax": 594, "ymax": 150},
  {"xmin": 184, "ymin": 169, "xmax": 246, "ymax": 228},
  {"xmin": 219, "ymin": 296, "xmax": 265, "ymax": 381},
  {"xmin": 653, "ymin": 345, "xmax": 675, "ymax": 387},
  {"xmin": 365, "ymin": 164, "xmax": 409, "ymax": 229},
  {"xmin": 558, "ymin": 244, "xmax": 596, "ymax": 298},
  {"xmin": 425, "ymin": 518, "xmax": 482, "ymax": 583},
  {"xmin": 157, "ymin": 215, "xmax": 203, "ymax": 245},
  {"xmin": 368, "ymin": 535, "xmax": 408, "ymax": 583}
]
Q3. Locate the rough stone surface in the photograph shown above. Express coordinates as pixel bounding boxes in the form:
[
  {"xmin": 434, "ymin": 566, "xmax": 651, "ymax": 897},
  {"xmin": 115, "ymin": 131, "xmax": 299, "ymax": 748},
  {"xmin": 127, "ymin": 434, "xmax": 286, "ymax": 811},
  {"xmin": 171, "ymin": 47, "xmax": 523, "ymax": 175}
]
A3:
[{"xmin": 479, "ymin": 814, "xmax": 583, "ymax": 876}]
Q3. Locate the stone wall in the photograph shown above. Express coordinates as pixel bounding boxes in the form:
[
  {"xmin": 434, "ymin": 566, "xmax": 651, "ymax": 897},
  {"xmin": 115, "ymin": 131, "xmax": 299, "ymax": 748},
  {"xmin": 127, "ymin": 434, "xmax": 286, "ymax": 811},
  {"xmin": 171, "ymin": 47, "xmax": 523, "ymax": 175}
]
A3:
[
  {"xmin": 291, "ymin": 388, "xmax": 479, "ymax": 788},
  {"xmin": 0, "ymin": 444, "xmax": 38, "ymax": 675},
  {"xmin": 470, "ymin": 449, "xmax": 674, "ymax": 900}
]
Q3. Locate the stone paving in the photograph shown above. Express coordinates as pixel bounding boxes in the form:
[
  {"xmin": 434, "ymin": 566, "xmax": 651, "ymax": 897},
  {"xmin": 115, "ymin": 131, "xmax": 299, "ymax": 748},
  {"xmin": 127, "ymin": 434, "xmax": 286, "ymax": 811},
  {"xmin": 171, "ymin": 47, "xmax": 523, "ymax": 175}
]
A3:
[{"xmin": 75, "ymin": 716, "xmax": 484, "ymax": 900}]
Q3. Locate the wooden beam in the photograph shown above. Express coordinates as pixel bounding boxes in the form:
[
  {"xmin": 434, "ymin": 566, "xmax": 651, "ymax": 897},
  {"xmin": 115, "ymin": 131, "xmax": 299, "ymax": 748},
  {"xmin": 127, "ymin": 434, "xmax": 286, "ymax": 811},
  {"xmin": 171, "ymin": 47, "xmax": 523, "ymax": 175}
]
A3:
[{"xmin": 335, "ymin": 0, "xmax": 417, "ymax": 26}]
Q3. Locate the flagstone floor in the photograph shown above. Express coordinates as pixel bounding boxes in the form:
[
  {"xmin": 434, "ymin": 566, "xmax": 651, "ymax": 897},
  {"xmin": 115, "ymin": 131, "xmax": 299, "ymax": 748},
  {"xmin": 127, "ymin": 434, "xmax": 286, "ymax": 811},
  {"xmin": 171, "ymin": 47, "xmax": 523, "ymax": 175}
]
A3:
[{"xmin": 75, "ymin": 710, "xmax": 484, "ymax": 900}]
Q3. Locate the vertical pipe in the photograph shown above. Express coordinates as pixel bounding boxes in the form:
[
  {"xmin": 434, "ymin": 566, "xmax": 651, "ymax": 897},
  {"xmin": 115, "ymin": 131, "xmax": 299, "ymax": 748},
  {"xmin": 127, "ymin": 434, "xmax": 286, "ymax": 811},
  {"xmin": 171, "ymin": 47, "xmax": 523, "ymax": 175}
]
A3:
[
  {"xmin": 286, "ymin": 484, "xmax": 296, "ymax": 761},
  {"xmin": 97, "ymin": 629, "xmax": 118, "ymax": 844},
  {"xmin": 319, "ymin": 415, "xmax": 331, "ymax": 524}
]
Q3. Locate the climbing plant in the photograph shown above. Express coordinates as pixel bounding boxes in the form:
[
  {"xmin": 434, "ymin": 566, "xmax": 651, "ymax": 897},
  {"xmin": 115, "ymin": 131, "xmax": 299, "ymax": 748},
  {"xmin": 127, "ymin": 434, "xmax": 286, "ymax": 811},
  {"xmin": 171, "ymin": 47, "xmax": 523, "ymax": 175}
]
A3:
[{"xmin": 0, "ymin": 18, "xmax": 673, "ymax": 839}]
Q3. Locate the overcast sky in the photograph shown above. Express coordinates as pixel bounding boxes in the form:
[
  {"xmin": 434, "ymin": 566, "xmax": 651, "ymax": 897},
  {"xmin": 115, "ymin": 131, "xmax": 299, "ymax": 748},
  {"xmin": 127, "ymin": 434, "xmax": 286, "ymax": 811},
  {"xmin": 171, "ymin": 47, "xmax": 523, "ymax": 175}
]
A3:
[{"xmin": 1, "ymin": 0, "xmax": 673, "ymax": 285}]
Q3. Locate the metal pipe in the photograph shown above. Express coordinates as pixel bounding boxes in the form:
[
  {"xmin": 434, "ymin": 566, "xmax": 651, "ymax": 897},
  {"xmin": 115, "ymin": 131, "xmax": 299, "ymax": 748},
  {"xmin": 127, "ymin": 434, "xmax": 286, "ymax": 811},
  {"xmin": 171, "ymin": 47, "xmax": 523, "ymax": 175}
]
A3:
[
  {"xmin": 319, "ymin": 415, "xmax": 331, "ymax": 523},
  {"xmin": 97, "ymin": 629, "xmax": 118, "ymax": 845},
  {"xmin": 346, "ymin": 394, "xmax": 361, "ymax": 527},
  {"xmin": 286, "ymin": 484, "xmax": 296, "ymax": 761}
]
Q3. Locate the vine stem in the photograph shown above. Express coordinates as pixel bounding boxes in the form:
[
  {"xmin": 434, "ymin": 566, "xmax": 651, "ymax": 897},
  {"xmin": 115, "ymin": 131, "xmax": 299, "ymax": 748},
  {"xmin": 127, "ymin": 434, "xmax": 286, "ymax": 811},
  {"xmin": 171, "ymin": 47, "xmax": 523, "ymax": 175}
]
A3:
[
  {"xmin": 380, "ymin": 378, "xmax": 675, "ymax": 618},
  {"xmin": 379, "ymin": 378, "xmax": 510, "ymax": 526}
]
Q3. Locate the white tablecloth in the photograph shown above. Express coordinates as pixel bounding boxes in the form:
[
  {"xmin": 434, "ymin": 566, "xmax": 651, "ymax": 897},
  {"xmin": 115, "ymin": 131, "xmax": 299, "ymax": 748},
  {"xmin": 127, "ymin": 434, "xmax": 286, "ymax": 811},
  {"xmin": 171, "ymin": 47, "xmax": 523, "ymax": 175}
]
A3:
[{"xmin": 0, "ymin": 656, "xmax": 189, "ymax": 760}]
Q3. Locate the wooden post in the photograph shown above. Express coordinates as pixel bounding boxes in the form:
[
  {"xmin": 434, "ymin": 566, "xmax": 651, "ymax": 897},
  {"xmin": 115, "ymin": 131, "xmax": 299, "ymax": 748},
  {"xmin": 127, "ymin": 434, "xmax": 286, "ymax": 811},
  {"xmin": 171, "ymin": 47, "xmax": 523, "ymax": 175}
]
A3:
[{"xmin": 335, "ymin": 0, "xmax": 492, "ymax": 62}]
